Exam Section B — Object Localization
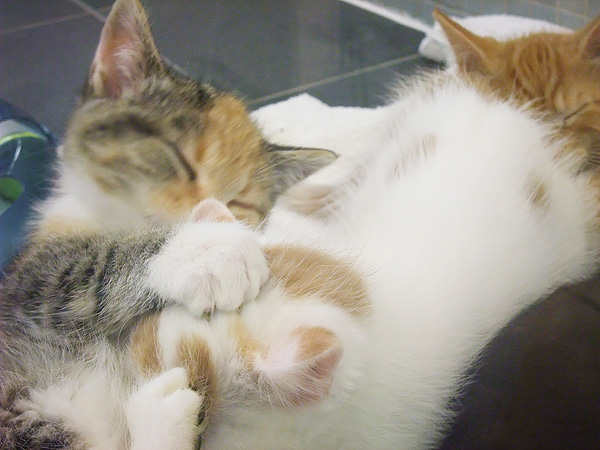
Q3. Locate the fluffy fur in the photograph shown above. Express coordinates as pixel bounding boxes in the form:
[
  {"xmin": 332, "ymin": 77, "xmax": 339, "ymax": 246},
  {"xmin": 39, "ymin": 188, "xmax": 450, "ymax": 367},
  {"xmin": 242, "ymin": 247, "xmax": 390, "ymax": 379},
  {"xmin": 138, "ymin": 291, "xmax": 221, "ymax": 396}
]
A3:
[
  {"xmin": 434, "ymin": 10, "xmax": 600, "ymax": 166},
  {"xmin": 141, "ymin": 12, "xmax": 600, "ymax": 450},
  {"xmin": 4, "ymin": 6, "xmax": 600, "ymax": 450},
  {"xmin": 188, "ymin": 74, "xmax": 600, "ymax": 450}
]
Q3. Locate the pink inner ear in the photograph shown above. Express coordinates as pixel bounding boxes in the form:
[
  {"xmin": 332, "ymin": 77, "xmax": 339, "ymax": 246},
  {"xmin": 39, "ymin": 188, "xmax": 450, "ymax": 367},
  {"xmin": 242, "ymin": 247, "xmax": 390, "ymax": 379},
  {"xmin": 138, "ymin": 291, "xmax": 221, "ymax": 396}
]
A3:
[
  {"xmin": 93, "ymin": 28, "xmax": 139, "ymax": 98},
  {"xmin": 253, "ymin": 326, "xmax": 343, "ymax": 408},
  {"xmin": 579, "ymin": 14, "xmax": 600, "ymax": 58},
  {"xmin": 190, "ymin": 198, "xmax": 235, "ymax": 223},
  {"xmin": 434, "ymin": 9, "xmax": 495, "ymax": 73},
  {"xmin": 88, "ymin": 0, "xmax": 161, "ymax": 99}
]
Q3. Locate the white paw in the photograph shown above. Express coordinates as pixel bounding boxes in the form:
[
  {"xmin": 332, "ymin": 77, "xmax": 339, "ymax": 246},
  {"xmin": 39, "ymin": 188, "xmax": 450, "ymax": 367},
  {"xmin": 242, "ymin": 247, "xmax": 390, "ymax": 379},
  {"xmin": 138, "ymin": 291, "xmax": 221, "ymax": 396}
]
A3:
[
  {"xmin": 126, "ymin": 368, "xmax": 203, "ymax": 450},
  {"xmin": 146, "ymin": 221, "xmax": 270, "ymax": 316}
]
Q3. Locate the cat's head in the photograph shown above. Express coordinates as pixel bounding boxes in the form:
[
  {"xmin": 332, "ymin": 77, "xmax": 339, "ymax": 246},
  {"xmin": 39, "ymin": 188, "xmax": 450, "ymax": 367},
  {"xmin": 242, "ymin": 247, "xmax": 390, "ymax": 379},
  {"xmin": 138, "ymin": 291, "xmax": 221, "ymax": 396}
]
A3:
[
  {"xmin": 62, "ymin": 0, "xmax": 335, "ymax": 228},
  {"xmin": 435, "ymin": 9, "xmax": 600, "ymax": 154}
]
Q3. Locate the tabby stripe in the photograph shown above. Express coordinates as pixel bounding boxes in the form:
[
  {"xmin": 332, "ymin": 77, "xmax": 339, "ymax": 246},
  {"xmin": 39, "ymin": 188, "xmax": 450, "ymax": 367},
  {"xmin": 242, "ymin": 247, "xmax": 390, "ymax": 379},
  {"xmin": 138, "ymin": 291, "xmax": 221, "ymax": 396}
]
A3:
[{"xmin": 94, "ymin": 243, "xmax": 117, "ymax": 318}]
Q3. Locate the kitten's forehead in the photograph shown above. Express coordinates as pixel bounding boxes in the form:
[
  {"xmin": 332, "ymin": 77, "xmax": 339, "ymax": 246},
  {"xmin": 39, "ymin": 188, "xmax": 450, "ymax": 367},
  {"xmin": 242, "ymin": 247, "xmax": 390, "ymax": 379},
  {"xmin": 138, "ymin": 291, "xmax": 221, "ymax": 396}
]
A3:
[{"xmin": 136, "ymin": 73, "xmax": 216, "ymax": 112}]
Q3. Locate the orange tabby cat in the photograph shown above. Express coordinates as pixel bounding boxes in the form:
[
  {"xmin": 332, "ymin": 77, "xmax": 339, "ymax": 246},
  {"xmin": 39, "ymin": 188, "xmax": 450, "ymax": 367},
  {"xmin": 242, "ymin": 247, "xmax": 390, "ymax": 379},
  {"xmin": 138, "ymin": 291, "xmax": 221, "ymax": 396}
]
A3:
[{"xmin": 435, "ymin": 9, "xmax": 600, "ymax": 166}]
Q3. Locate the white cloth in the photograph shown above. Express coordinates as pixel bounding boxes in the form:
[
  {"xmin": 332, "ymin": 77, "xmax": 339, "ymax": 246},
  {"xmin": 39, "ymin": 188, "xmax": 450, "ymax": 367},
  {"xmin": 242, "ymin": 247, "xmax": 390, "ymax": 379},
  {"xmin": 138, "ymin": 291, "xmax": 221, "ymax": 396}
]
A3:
[{"xmin": 252, "ymin": 93, "xmax": 391, "ymax": 159}]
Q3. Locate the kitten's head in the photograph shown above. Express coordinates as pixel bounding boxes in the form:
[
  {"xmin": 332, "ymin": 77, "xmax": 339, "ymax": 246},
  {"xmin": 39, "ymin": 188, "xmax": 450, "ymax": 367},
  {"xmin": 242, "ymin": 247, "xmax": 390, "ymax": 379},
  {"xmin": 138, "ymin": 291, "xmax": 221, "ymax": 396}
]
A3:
[
  {"xmin": 435, "ymin": 10, "xmax": 600, "ymax": 155},
  {"xmin": 62, "ymin": 0, "xmax": 335, "ymax": 228}
]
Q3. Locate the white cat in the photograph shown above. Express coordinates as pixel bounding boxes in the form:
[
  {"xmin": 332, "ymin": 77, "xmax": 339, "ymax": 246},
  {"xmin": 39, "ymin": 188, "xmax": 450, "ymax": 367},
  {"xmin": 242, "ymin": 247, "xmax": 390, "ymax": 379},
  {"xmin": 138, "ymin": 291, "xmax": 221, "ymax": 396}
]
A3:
[{"xmin": 131, "ymin": 56, "xmax": 600, "ymax": 450}]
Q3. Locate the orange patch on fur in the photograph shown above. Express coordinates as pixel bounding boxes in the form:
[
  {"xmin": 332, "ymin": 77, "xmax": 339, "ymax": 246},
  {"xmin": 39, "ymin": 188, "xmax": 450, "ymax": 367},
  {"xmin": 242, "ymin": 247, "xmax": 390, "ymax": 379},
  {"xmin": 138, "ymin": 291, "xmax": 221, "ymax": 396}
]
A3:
[
  {"xmin": 280, "ymin": 326, "xmax": 342, "ymax": 407},
  {"xmin": 130, "ymin": 315, "xmax": 164, "ymax": 377},
  {"xmin": 176, "ymin": 335, "xmax": 216, "ymax": 410},
  {"xmin": 264, "ymin": 245, "xmax": 371, "ymax": 317},
  {"xmin": 189, "ymin": 93, "xmax": 271, "ymax": 227},
  {"xmin": 291, "ymin": 326, "xmax": 340, "ymax": 361},
  {"xmin": 231, "ymin": 318, "xmax": 265, "ymax": 370},
  {"xmin": 151, "ymin": 181, "xmax": 204, "ymax": 220}
]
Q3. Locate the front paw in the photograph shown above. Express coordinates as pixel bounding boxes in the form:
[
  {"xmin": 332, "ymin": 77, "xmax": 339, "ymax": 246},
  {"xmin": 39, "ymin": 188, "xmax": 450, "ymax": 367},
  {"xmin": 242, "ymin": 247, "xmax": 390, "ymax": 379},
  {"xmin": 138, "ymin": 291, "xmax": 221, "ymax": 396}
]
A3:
[
  {"xmin": 126, "ymin": 368, "xmax": 203, "ymax": 450},
  {"xmin": 146, "ymin": 221, "xmax": 269, "ymax": 316}
]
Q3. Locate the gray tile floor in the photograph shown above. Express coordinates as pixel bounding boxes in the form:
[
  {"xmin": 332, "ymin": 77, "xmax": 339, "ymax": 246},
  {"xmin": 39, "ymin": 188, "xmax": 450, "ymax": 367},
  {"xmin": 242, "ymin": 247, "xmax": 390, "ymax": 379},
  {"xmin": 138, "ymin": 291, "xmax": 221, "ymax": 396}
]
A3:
[{"xmin": 0, "ymin": 0, "xmax": 436, "ymax": 137}]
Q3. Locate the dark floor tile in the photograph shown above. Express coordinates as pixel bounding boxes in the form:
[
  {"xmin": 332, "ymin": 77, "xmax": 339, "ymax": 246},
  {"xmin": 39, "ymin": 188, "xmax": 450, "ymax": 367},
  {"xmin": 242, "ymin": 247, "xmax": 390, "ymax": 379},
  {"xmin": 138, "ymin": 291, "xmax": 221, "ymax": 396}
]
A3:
[
  {"xmin": 251, "ymin": 55, "xmax": 441, "ymax": 109},
  {"xmin": 0, "ymin": 16, "xmax": 103, "ymax": 135},
  {"xmin": 79, "ymin": 0, "xmax": 114, "ymax": 9},
  {"xmin": 304, "ymin": 55, "xmax": 440, "ymax": 107},
  {"xmin": 0, "ymin": 0, "xmax": 429, "ymax": 136},
  {"xmin": 0, "ymin": 0, "xmax": 83, "ymax": 33},
  {"xmin": 143, "ymin": 0, "xmax": 426, "ymax": 100}
]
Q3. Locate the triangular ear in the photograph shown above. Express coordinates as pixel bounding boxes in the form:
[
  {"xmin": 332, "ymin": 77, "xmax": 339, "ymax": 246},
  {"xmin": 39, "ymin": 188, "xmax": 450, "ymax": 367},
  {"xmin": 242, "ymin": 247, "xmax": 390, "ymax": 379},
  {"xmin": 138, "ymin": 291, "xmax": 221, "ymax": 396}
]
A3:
[
  {"xmin": 433, "ymin": 8, "xmax": 498, "ymax": 73},
  {"xmin": 267, "ymin": 144, "xmax": 338, "ymax": 200},
  {"xmin": 252, "ymin": 326, "xmax": 342, "ymax": 407},
  {"xmin": 577, "ymin": 14, "xmax": 600, "ymax": 58},
  {"xmin": 85, "ymin": 0, "xmax": 164, "ymax": 99}
]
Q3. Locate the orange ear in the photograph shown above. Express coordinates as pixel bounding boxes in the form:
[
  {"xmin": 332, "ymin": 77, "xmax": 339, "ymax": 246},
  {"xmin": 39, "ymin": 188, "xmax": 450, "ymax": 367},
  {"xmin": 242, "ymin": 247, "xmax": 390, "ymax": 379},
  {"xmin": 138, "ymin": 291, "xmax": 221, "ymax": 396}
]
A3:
[
  {"xmin": 251, "ymin": 326, "xmax": 342, "ymax": 408},
  {"xmin": 577, "ymin": 14, "xmax": 600, "ymax": 58},
  {"xmin": 87, "ymin": 0, "xmax": 163, "ymax": 98},
  {"xmin": 433, "ymin": 8, "xmax": 498, "ymax": 73}
]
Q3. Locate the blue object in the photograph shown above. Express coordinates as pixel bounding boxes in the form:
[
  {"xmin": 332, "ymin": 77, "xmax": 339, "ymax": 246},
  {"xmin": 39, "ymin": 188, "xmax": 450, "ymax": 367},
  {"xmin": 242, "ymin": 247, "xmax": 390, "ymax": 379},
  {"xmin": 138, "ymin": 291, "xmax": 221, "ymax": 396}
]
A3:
[{"xmin": 0, "ymin": 100, "xmax": 58, "ymax": 271}]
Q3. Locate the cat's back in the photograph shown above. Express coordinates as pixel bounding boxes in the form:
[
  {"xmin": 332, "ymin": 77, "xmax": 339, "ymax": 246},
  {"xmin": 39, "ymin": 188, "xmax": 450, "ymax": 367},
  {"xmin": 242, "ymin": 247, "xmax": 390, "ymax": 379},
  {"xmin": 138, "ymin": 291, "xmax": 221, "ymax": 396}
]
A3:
[
  {"xmin": 268, "ymin": 72, "xmax": 592, "ymax": 255},
  {"xmin": 254, "ymin": 71, "xmax": 600, "ymax": 450}
]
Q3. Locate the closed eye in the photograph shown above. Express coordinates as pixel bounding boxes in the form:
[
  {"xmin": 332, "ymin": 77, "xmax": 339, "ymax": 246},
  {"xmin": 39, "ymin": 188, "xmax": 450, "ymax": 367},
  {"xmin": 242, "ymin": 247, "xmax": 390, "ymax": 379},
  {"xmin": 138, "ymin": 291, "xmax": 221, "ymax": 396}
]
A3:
[
  {"xmin": 164, "ymin": 140, "xmax": 196, "ymax": 182},
  {"xmin": 563, "ymin": 102, "xmax": 591, "ymax": 125}
]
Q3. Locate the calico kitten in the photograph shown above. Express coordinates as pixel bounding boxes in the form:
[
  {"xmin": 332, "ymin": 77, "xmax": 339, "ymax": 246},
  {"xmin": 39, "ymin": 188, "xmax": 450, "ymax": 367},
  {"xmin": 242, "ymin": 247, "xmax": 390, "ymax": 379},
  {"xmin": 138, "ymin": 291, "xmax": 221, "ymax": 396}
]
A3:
[
  {"xmin": 35, "ymin": 0, "xmax": 335, "ymax": 235},
  {"xmin": 1, "ymin": 0, "xmax": 334, "ymax": 448}
]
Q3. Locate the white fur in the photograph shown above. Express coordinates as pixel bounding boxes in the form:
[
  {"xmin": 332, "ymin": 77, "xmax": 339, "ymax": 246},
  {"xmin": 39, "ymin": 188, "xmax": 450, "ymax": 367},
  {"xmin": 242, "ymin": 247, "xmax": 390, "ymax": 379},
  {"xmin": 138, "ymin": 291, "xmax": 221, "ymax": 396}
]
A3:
[
  {"xmin": 125, "ymin": 368, "xmax": 203, "ymax": 450},
  {"xmin": 145, "ymin": 220, "xmax": 270, "ymax": 316},
  {"xmin": 35, "ymin": 165, "xmax": 160, "ymax": 232},
  {"xmin": 18, "ymin": 347, "xmax": 130, "ymax": 450},
  {"xmin": 195, "ymin": 74, "xmax": 599, "ymax": 450},
  {"xmin": 29, "ymin": 73, "xmax": 600, "ymax": 449}
]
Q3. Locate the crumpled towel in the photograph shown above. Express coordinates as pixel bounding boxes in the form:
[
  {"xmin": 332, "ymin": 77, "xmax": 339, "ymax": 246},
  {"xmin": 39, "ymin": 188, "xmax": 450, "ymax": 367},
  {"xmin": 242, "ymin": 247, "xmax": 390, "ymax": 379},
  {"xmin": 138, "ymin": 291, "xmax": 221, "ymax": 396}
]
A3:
[{"xmin": 252, "ymin": 93, "xmax": 392, "ymax": 159}]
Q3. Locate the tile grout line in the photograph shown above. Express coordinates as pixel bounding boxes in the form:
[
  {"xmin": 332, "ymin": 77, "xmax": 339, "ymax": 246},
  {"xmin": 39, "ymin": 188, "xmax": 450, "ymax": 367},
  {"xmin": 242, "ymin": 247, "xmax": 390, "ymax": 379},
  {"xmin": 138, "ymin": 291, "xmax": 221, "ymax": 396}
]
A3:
[
  {"xmin": 339, "ymin": 0, "xmax": 431, "ymax": 32},
  {"xmin": 68, "ymin": 0, "xmax": 108, "ymax": 22},
  {"xmin": 248, "ymin": 53, "xmax": 421, "ymax": 106},
  {"xmin": 0, "ymin": 11, "xmax": 91, "ymax": 36}
]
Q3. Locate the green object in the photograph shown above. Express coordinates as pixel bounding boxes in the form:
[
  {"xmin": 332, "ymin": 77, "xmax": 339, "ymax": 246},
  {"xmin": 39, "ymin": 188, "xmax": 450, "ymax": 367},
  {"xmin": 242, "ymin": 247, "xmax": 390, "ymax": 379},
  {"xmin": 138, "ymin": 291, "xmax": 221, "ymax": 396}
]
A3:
[
  {"xmin": 0, "ymin": 176, "xmax": 24, "ymax": 216},
  {"xmin": 0, "ymin": 102, "xmax": 58, "ymax": 270}
]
